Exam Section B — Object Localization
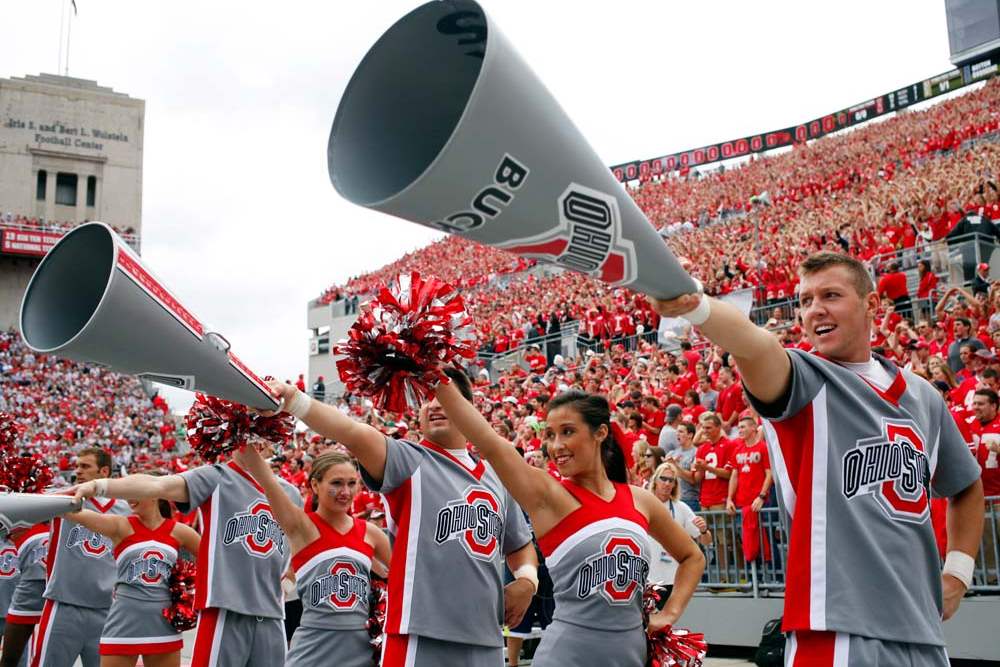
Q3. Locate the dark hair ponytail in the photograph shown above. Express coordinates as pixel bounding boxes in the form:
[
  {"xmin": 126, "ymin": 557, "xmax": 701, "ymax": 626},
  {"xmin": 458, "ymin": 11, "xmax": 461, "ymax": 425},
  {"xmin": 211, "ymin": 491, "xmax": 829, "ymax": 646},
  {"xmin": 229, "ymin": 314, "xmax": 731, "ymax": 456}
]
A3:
[{"xmin": 547, "ymin": 390, "xmax": 627, "ymax": 484}]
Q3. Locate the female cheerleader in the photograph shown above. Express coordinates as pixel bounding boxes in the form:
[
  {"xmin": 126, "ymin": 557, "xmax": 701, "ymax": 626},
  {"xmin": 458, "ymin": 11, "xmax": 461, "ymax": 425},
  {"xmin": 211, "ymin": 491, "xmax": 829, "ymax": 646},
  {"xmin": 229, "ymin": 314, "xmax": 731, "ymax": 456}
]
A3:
[
  {"xmin": 233, "ymin": 448, "xmax": 390, "ymax": 667},
  {"xmin": 63, "ymin": 494, "xmax": 199, "ymax": 667},
  {"xmin": 435, "ymin": 382, "xmax": 704, "ymax": 666}
]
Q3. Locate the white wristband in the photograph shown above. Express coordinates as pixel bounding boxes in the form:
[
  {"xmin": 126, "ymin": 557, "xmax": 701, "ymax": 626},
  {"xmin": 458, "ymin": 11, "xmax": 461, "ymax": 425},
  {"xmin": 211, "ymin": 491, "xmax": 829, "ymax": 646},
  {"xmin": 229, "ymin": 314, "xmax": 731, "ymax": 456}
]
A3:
[
  {"xmin": 512, "ymin": 564, "xmax": 539, "ymax": 594},
  {"xmin": 942, "ymin": 550, "xmax": 974, "ymax": 589},
  {"xmin": 681, "ymin": 294, "xmax": 711, "ymax": 326},
  {"xmin": 283, "ymin": 390, "xmax": 312, "ymax": 419},
  {"xmin": 94, "ymin": 478, "xmax": 109, "ymax": 498},
  {"xmin": 679, "ymin": 279, "xmax": 711, "ymax": 326}
]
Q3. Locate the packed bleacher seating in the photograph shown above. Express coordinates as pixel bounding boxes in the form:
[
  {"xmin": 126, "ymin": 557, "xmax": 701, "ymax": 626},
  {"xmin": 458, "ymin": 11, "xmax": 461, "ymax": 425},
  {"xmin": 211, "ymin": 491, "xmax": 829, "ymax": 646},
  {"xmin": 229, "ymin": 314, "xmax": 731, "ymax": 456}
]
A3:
[
  {"xmin": 0, "ymin": 212, "xmax": 139, "ymax": 244},
  {"xmin": 5, "ymin": 79, "xmax": 999, "ymax": 599},
  {"xmin": 0, "ymin": 329, "xmax": 176, "ymax": 481}
]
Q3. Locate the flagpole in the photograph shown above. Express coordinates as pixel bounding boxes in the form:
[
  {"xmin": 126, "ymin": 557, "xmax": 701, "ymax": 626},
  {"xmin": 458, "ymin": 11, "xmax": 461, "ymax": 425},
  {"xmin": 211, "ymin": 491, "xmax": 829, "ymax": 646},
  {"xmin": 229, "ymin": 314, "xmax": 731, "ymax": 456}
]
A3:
[
  {"xmin": 65, "ymin": 3, "xmax": 72, "ymax": 75},
  {"xmin": 58, "ymin": 0, "xmax": 66, "ymax": 74}
]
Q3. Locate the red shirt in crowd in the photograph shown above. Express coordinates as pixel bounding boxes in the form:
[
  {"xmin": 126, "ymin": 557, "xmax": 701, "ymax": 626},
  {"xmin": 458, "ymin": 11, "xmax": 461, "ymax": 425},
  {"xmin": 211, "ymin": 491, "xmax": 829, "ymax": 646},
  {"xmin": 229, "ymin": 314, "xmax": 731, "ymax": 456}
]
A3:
[
  {"xmin": 970, "ymin": 414, "xmax": 1000, "ymax": 497},
  {"xmin": 696, "ymin": 437, "xmax": 735, "ymax": 507},
  {"xmin": 716, "ymin": 384, "xmax": 747, "ymax": 425},
  {"xmin": 877, "ymin": 272, "xmax": 909, "ymax": 301},
  {"xmin": 728, "ymin": 439, "xmax": 770, "ymax": 507}
]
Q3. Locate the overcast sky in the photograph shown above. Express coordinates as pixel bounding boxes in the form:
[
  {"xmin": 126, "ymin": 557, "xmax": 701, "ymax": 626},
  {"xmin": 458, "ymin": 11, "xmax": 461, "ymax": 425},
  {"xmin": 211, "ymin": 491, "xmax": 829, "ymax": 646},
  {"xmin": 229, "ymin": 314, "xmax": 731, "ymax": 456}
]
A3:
[{"xmin": 3, "ymin": 0, "xmax": 953, "ymax": 409}]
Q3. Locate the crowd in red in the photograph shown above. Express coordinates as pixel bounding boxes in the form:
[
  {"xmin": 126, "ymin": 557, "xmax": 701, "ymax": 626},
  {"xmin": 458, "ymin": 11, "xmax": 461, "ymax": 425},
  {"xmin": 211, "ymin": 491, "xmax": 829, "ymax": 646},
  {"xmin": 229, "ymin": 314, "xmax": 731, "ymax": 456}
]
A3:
[
  {"xmin": 0, "ymin": 212, "xmax": 138, "ymax": 241},
  {"xmin": 0, "ymin": 329, "xmax": 176, "ymax": 480},
  {"xmin": 6, "ymin": 81, "xmax": 1000, "ymax": 539}
]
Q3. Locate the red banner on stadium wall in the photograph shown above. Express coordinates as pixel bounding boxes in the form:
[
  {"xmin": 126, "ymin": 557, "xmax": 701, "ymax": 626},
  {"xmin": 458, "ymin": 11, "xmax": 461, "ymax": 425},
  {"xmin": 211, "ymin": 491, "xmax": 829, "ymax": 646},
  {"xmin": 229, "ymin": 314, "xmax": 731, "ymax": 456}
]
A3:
[{"xmin": 0, "ymin": 229, "xmax": 63, "ymax": 257}]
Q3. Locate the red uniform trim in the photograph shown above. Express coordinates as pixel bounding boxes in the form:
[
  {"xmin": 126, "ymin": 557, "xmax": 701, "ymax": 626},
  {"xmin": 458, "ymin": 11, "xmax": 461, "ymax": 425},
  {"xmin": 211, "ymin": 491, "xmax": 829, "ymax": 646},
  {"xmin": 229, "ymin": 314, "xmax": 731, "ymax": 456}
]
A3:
[
  {"xmin": 419, "ymin": 439, "xmax": 485, "ymax": 480},
  {"xmin": 29, "ymin": 599, "xmax": 57, "ymax": 667},
  {"xmin": 190, "ymin": 607, "xmax": 221, "ymax": 667},
  {"xmin": 384, "ymin": 479, "xmax": 412, "ymax": 635},
  {"xmin": 44, "ymin": 518, "xmax": 61, "ymax": 579},
  {"xmin": 537, "ymin": 481, "xmax": 648, "ymax": 556},
  {"xmin": 195, "ymin": 496, "xmax": 213, "ymax": 610},
  {"xmin": 226, "ymin": 461, "xmax": 266, "ymax": 493},
  {"xmin": 5, "ymin": 611, "xmax": 41, "ymax": 625},
  {"xmin": 770, "ymin": 404, "xmax": 815, "ymax": 632},
  {"xmin": 291, "ymin": 515, "xmax": 374, "ymax": 571},
  {"xmin": 113, "ymin": 517, "xmax": 179, "ymax": 558},
  {"xmin": 99, "ymin": 638, "xmax": 183, "ymax": 656},
  {"xmin": 88, "ymin": 496, "xmax": 117, "ymax": 513},
  {"xmin": 791, "ymin": 630, "xmax": 836, "ymax": 666},
  {"xmin": 381, "ymin": 633, "xmax": 412, "ymax": 667}
]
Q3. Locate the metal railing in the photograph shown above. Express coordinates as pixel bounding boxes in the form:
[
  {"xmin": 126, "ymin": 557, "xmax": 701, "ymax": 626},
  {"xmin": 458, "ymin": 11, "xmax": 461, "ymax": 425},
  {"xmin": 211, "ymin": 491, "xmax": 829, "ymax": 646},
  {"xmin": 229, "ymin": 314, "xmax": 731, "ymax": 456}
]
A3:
[
  {"xmin": 0, "ymin": 220, "xmax": 141, "ymax": 248},
  {"xmin": 747, "ymin": 233, "xmax": 995, "ymax": 326},
  {"xmin": 694, "ymin": 498, "xmax": 1000, "ymax": 596}
]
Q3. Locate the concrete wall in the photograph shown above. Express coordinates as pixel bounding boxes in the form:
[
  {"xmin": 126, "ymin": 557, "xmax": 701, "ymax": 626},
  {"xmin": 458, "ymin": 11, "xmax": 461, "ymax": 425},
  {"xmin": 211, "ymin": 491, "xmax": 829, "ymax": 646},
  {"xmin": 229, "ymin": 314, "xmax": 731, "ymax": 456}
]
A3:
[
  {"xmin": 0, "ymin": 256, "xmax": 39, "ymax": 329},
  {"xmin": 0, "ymin": 73, "xmax": 144, "ymax": 231}
]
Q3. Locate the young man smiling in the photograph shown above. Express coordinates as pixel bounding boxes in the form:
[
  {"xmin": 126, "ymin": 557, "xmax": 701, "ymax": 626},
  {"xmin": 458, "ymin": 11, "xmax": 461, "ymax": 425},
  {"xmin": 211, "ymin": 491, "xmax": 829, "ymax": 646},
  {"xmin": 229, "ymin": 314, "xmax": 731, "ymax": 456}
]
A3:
[{"xmin": 652, "ymin": 252, "xmax": 983, "ymax": 666}]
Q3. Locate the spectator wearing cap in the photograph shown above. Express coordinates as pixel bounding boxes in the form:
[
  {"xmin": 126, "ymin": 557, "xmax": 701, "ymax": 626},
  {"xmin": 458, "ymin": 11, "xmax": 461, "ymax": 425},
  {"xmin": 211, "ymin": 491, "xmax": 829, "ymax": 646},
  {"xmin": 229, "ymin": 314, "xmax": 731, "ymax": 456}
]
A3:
[
  {"xmin": 658, "ymin": 404, "xmax": 683, "ymax": 452},
  {"xmin": 973, "ymin": 262, "xmax": 992, "ymax": 297}
]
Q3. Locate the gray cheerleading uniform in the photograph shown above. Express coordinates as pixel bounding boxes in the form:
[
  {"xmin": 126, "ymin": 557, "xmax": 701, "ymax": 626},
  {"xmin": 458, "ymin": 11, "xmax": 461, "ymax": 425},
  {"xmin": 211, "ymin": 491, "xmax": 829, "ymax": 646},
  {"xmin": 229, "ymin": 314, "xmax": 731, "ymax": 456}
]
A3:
[
  {"xmin": 0, "ymin": 536, "xmax": 20, "ymax": 636},
  {"xmin": 747, "ymin": 350, "xmax": 981, "ymax": 666},
  {"xmin": 178, "ymin": 460, "xmax": 299, "ymax": 667},
  {"xmin": 33, "ymin": 496, "xmax": 131, "ymax": 667},
  {"xmin": 5, "ymin": 524, "xmax": 48, "ymax": 626},
  {"xmin": 533, "ymin": 480, "xmax": 651, "ymax": 667},
  {"xmin": 99, "ymin": 516, "xmax": 182, "ymax": 656},
  {"xmin": 362, "ymin": 437, "xmax": 532, "ymax": 667},
  {"xmin": 286, "ymin": 514, "xmax": 373, "ymax": 667}
]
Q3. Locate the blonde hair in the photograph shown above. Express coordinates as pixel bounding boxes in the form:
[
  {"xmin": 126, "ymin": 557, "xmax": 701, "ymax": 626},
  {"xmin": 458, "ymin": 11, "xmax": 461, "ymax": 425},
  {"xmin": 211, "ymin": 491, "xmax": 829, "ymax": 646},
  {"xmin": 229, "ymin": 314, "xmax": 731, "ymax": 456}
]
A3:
[
  {"xmin": 647, "ymin": 462, "xmax": 679, "ymax": 501},
  {"xmin": 308, "ymin": 452, "xmax": 354, "ymax": 485}
]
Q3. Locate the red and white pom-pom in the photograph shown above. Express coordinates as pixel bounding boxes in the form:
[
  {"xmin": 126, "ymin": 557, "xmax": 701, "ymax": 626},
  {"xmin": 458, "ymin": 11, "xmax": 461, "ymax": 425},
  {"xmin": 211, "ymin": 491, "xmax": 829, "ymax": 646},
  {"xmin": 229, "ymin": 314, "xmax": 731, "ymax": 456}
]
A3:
[
  {"xmin": 185, "ymin": 393, "xmax": 294, "ymax": 463},
  {"xmin": 162, "ymin": 558, "xmax": 198, "ymax": 632},
  {"xmin": 0, "ymin": 412, "xmax": 23, "ymax": 452},
  {"xmin": 643, "ymin": 583, "xmax": 707, "ymax": 667},
  {"xmin": 0, "ymin": 413, "xmax": 53, "ymax": 494},
  {"xmin": 366, "ymin": 576, "xmax": 388, "ymax": 666},
  {"xmin": 334, "ymin": 273, "xmax": 477, "ymax": 413}
]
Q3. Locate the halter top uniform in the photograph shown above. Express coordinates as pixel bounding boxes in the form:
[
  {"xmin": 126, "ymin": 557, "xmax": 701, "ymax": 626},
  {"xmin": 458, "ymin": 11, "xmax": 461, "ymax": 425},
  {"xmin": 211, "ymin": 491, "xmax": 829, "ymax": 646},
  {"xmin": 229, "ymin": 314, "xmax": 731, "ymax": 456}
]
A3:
[
  {"xmin": 286, "ymin": 513, "xmax": 375, "ymax": 667},
  {"xmin": 99, "ymin": 516, "xmax": 182, "ymax": 656},
  {"xmin": 532, "ymin": 480, "xmax": 651, "ymax": 667}
]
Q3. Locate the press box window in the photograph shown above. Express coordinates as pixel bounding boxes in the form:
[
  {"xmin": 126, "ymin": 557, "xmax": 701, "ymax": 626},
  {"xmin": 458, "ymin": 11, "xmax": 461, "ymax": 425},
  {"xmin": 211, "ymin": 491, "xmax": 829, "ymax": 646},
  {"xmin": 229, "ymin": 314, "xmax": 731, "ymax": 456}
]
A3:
[
  {"xmin": 55, "ymin": 173, "xmax": 78, "ymax": 206},
  {"xmin": 86, "ymin": 176, "xmax": 97, "ymax": 207},
  {"xmin": 36, "ymin": 170, "xmax": 47, "ymax": 201}
]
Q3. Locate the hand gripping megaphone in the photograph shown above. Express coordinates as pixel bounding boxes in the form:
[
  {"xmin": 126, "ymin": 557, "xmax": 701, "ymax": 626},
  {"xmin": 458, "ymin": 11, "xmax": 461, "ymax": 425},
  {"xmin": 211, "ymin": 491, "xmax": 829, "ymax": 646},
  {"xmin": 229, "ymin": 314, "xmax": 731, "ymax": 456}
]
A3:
[
  {"xmin": 328, "ymin": 0, "xmax": 696, "ymax": 300},
  {"xmin": 0, "ymin": 493, "xmax": 81, "ymax": 539},
  {"xmin": 19, "ymin": 222, "xmax": 278, "ymax": 409}
]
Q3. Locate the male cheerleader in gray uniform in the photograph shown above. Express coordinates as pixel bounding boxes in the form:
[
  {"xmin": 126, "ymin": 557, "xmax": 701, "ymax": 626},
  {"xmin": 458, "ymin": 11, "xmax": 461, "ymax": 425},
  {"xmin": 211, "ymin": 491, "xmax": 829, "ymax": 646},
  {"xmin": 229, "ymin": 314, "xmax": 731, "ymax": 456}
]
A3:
[
  {"xmin": 2, "ymin": 523, "xmax": 47, "ymax": 667},
  {"xmin": 33, "ymin": 448, "xmax": 130, "ymax": 667},
  {"xmin": 267, "ymin": 369, "xmax": 539, "ymax": 667},
  {"xmin": 72, "ymin": 441, "xmax": 302, "ymax": 667},
  {"xmin": 653, "ymin": 252, "xmax": 984, "ymax": 666}
]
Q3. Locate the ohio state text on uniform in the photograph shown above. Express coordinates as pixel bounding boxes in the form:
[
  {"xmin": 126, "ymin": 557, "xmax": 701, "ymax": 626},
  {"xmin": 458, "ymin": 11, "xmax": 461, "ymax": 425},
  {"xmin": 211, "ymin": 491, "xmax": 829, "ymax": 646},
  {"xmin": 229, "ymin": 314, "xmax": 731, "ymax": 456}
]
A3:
[
  {"xmin": 360, "ymin": 437, "xmax": 532, "ymax": 647},
  {"xmin": 750, "ymin": 350, "xmax": 981, "ymax": 645}
]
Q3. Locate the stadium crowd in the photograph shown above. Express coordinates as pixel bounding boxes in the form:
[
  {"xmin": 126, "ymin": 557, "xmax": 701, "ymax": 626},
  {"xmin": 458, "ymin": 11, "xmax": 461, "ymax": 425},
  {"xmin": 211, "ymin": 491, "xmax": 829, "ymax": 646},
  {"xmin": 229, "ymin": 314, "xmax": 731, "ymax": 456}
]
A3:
[
  {"xmin": 0, "ymin": 212, "xmax": 138, "ymax": 242},
  {"xmin": 4, "ymin": 79, "xmax": 999, "ymax": 589}
]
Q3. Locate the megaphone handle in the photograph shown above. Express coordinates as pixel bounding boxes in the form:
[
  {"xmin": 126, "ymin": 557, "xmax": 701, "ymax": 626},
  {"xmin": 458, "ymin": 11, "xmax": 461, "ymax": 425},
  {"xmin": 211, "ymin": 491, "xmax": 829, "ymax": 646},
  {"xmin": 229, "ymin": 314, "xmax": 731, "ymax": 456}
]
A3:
[{"xmin": 205, "ymin": 331, "xmax": 232, "ymax": 352}]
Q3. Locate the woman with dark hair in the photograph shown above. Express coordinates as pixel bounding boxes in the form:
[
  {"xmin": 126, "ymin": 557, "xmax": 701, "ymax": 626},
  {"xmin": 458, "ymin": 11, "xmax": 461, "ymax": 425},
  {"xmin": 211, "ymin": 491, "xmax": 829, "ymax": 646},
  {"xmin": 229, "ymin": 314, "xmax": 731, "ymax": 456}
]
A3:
[
  {"xmin": 435, "ymin": 383, "xmax": 704, "ymax": 667},
  {"xmin": 234, "ymin": 448, "xmax": 391, "ymax": 667},
  {"xmin": 61, "ymin": 489, "xmax": 200, "ymax": 667}
]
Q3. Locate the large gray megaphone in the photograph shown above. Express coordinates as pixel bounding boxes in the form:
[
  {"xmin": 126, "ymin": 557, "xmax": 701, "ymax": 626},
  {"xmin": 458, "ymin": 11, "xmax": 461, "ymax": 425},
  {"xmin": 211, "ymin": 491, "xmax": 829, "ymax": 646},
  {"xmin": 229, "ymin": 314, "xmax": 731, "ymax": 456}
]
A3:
[
  {"xmin": 19, "ymin": 222, "xmax": 278, "ymax": 409},
  {"xmin": 0, "ymin": 493, "xmax": 81, "ymax": 539},
  {"xmin": 329, "ymin": 0, "xmax": 696, "ymax": 300}
]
